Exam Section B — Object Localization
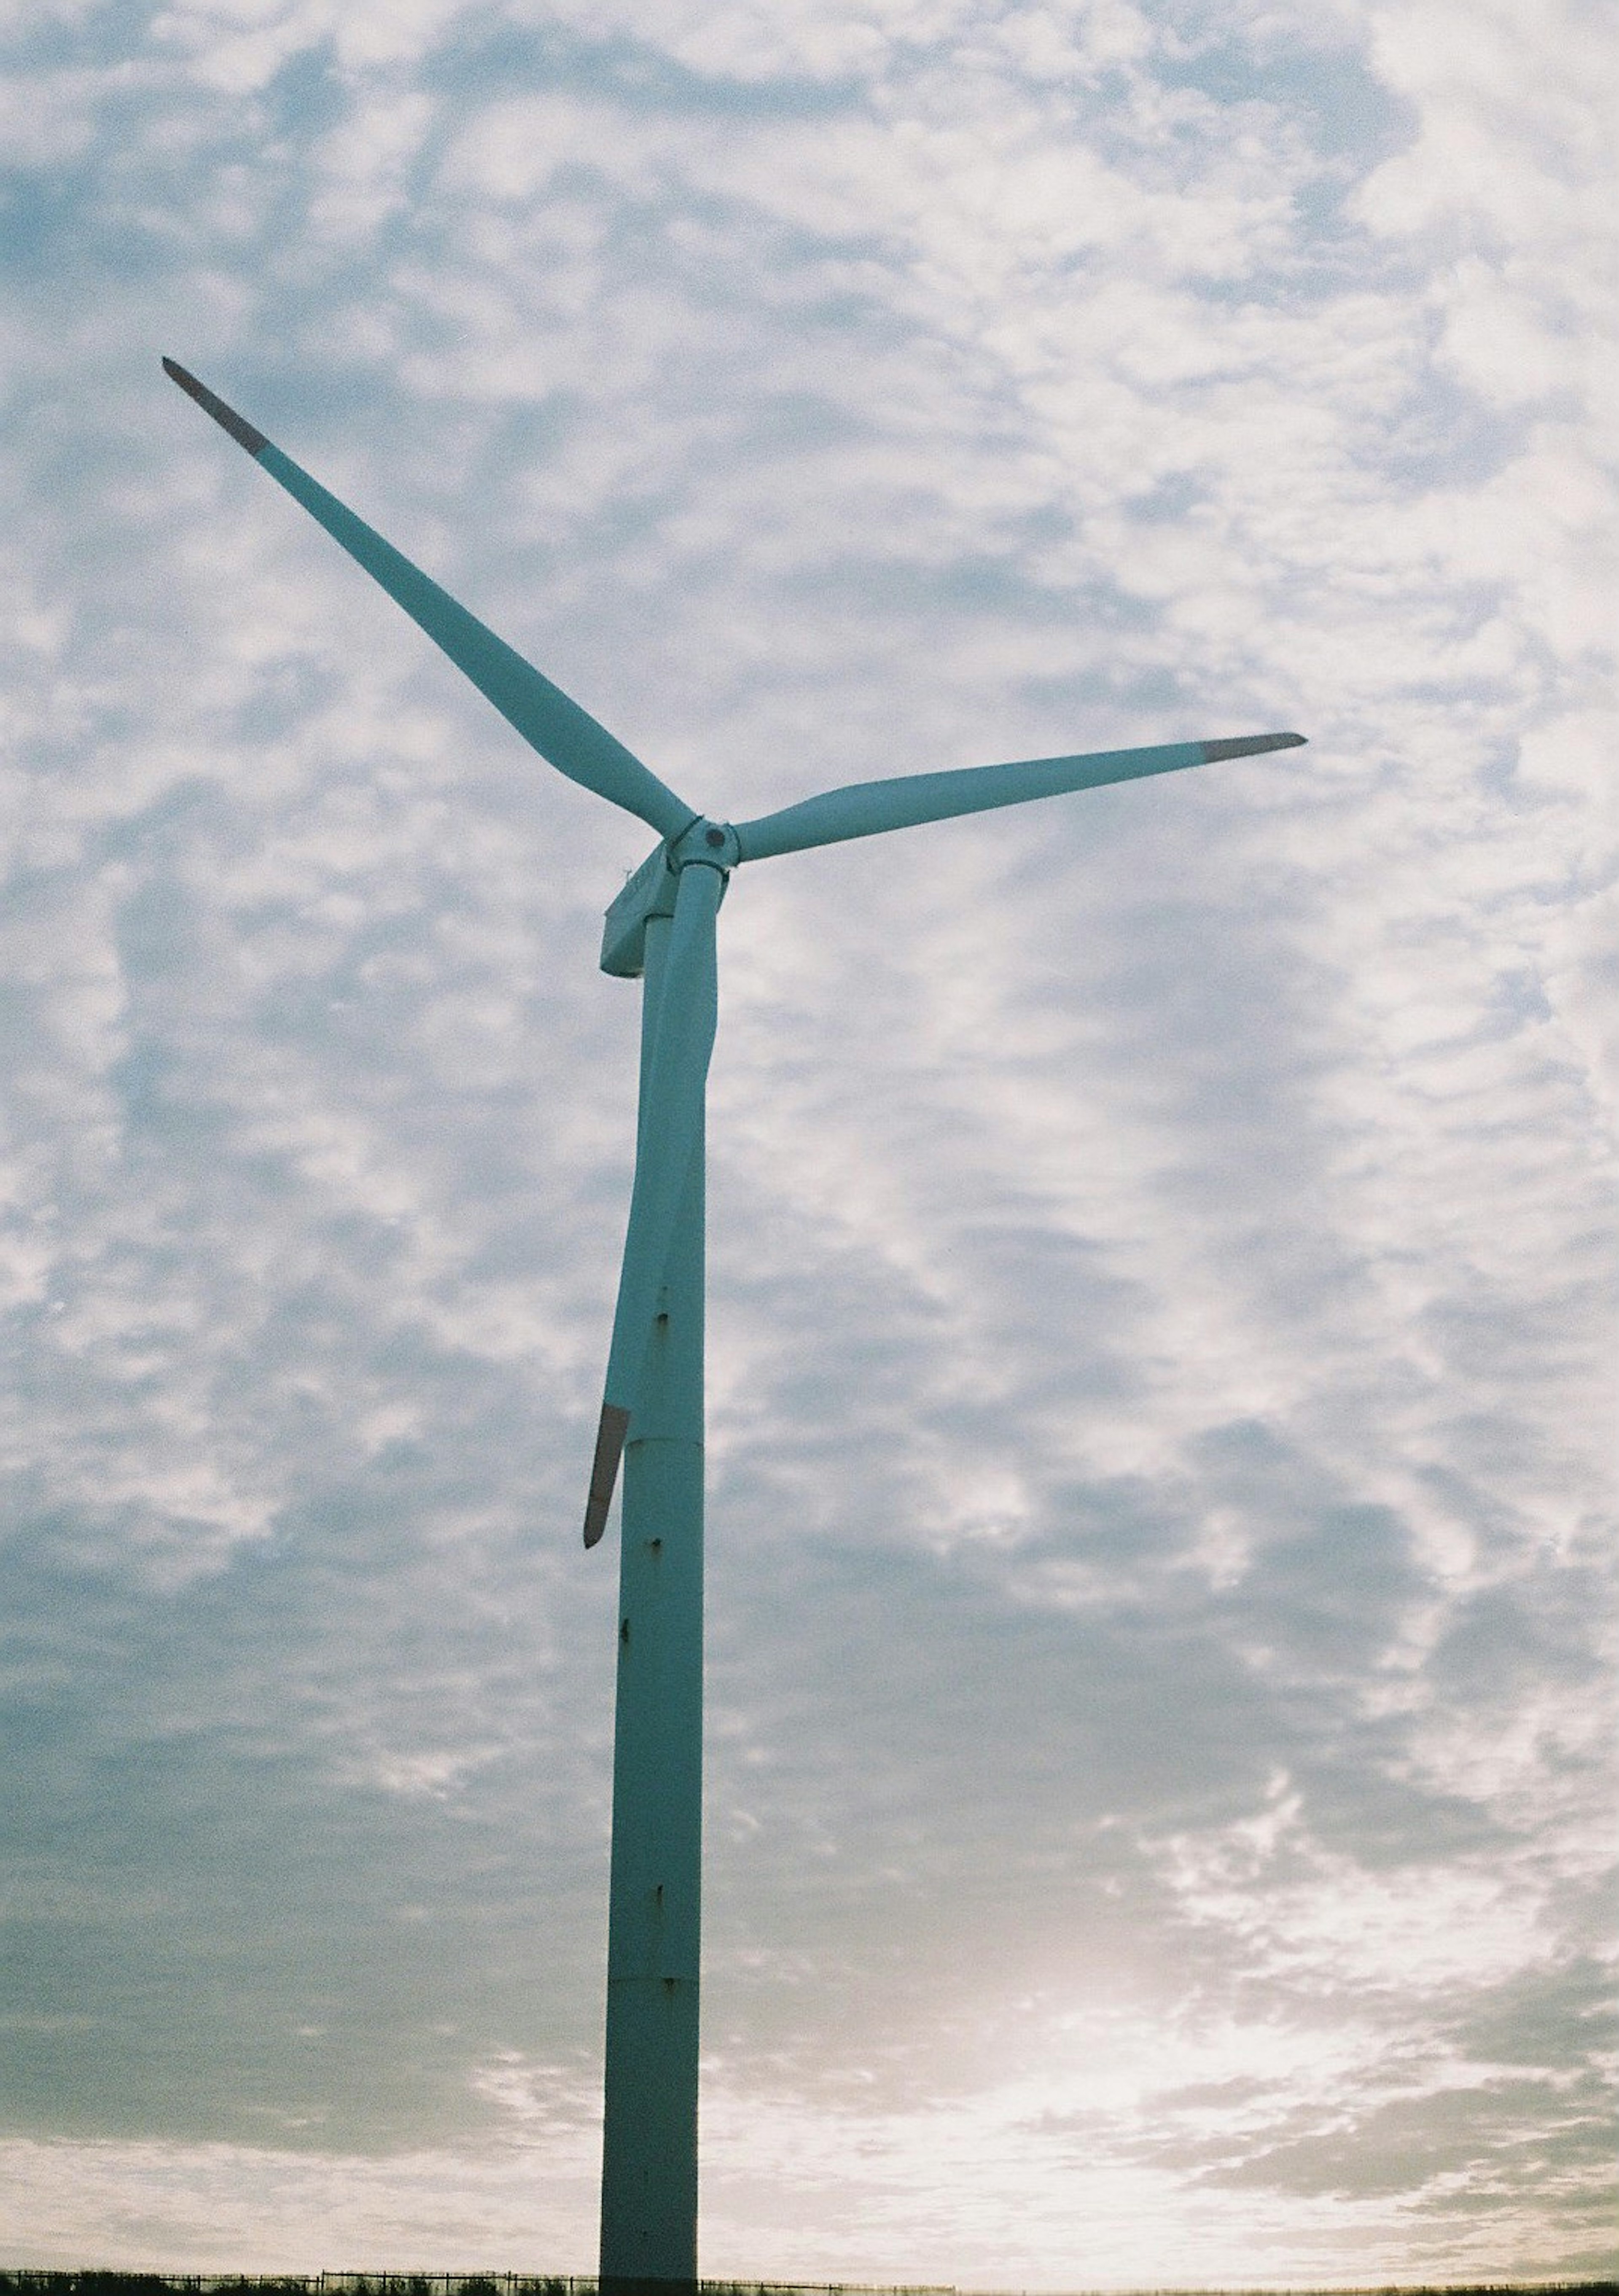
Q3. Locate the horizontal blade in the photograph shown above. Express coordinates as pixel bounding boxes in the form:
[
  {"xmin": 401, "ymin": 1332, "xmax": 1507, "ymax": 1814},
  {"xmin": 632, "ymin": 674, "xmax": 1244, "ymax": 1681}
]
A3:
[
  {"xmin": 162, "ymin": 359, "xmax": 696, "ymax": 842},
  {"xmin": 732, "ymin": 732, "xmax": 1305, "ymax": 862},
  {"xmin": 584, "ymin": 860, "xmax": 722, "ymax": 1546}
]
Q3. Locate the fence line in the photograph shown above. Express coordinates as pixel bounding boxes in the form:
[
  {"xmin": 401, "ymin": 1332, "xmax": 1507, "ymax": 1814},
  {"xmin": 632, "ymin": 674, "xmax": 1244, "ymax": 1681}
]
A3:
[{"xmin": 0, "ymin": 2278, "xmax": 958, "ymax": 2296}]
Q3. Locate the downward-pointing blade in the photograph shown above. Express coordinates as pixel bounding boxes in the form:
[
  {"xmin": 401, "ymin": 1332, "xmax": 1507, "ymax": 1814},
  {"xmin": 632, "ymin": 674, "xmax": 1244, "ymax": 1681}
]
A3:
[
  {"xmin": 732, "ymin": 732, "xmax": 1306, "ymax": 861},
  {"xmin": 161, "ymin": 359, "xmax": 695, "ymax": 842},
  {"xmin": 584, "ymin": 860, "xmax": 722, "ymax": 1547}
]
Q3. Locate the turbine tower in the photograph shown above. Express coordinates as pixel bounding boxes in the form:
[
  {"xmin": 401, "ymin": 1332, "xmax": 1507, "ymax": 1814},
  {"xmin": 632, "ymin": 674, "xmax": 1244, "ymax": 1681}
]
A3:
[{"xmin": 164, "ymin": 357, "xmax": 1304, "ymax": 2296}]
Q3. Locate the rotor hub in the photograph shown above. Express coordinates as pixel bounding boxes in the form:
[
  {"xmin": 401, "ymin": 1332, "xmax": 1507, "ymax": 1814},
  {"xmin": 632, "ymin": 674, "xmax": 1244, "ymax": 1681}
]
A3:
[
  {"xmin": 600, "ymin": 820, "xmax": 737, "ymax": 977},
  {"xmin": 670, "ymin": 817, "xmax": 740, "ymax": 869}
]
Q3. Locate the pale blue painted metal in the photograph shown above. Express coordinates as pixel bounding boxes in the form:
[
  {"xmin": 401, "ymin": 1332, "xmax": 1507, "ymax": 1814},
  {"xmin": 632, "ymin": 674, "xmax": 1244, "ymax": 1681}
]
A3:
[
  {"xmin": 599, "ymin": 907, "xmax": 704, "ymax": 2286},
  {"xmin": 585, "ymin": 857, "xmax": 722, "ymax": 1548},
  {"xmin": 601, "ymin": 845, "xmax": 680, "ymax": 980},
  {"xmin": 601, "ymin": 822, "xmax": 740, "ymax": 981},
  {"xmin": 164, "ymin": 355, "xmax": 1307, "ymax": 2296},
  {"xmin": 161, "ymin": 360, "xmax": 693, "ymax": 841},
  {"xmin": 731, "ymin": 732, "xmax": 1302, "ymax": 861},
  {"xmin": 256, "ymin": 444, "xmax": 697, "ymax": 840}
]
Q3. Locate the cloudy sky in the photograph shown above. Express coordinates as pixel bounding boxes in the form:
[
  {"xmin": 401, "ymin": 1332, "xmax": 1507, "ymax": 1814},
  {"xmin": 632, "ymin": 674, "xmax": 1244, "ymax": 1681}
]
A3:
[{"xmin": 1, "ymin": 0, "xmax": 1614, "ymax": 2281}]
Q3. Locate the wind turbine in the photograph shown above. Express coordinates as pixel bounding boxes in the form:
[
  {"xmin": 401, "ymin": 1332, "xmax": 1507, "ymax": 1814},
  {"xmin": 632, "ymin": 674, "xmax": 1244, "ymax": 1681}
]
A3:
[{"xmin": 163, "ymin": 355, "xmax": 1304, "ymax": 2295}]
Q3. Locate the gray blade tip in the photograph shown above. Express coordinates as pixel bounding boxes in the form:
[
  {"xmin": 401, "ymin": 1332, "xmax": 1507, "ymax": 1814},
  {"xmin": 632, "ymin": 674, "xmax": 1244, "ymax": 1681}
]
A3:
[
  {"xmin": 583, "ymin": 1402, "xmax": 632, "ymax": 1548},
  {"xmin": 162, "ymin": 358, "xmax": 269, "ymax": 458},
  {"xmin": 1202, "ymin": 731, "xmax": 1307, "ymax": 763}
]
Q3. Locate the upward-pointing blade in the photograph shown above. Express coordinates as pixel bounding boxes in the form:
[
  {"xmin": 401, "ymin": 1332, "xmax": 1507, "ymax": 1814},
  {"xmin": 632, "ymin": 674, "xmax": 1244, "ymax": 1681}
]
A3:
[
  {"xmin": 584, "ymin": 860, "xmax": 723, "ymax": 1547},
  {"xmin": 732, "ymin": 732, "xmax": 1306, "ymax": 861},
  {"xmin": 161, "ymin": 360, "xmax": 696, "ymax": 842}
]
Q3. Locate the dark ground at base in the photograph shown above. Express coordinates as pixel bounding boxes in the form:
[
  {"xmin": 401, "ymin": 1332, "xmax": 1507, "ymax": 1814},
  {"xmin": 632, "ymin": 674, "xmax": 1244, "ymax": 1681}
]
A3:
[{"xmin": 2, "ymin": 2274, "xmax": 1616, "ymax": 2296}]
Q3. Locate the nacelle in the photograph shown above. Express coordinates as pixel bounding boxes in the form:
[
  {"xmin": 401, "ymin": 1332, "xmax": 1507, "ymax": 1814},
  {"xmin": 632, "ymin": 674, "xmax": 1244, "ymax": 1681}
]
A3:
[
  {"xmin": 600, "ymin": 844, "xmax": 679, "ymax": 978},
  {"xmin": 601, "ymin": 822, "xmax": 737, "ymax": 977}
]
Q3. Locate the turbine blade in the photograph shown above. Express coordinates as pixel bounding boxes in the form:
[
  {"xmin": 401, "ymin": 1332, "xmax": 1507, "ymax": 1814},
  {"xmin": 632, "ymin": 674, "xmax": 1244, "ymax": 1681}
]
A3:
[
  {"xmin": 732, "ymin": 732, "xmax": 1306, "ymax": 861},
  {"xmin": 584, "ymin": 860, "xmax": 722, "ymax": 1546},
  {"xmin": 162, "ymin": 359, "xmax": 696, "ymax": 841}
]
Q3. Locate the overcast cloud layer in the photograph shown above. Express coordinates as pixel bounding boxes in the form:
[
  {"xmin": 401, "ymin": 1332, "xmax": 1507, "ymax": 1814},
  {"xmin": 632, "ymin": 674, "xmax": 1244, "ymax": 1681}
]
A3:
[{"xmin": 0, "ymin": 0, "xmax": 1615, "ymax": 2282}]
